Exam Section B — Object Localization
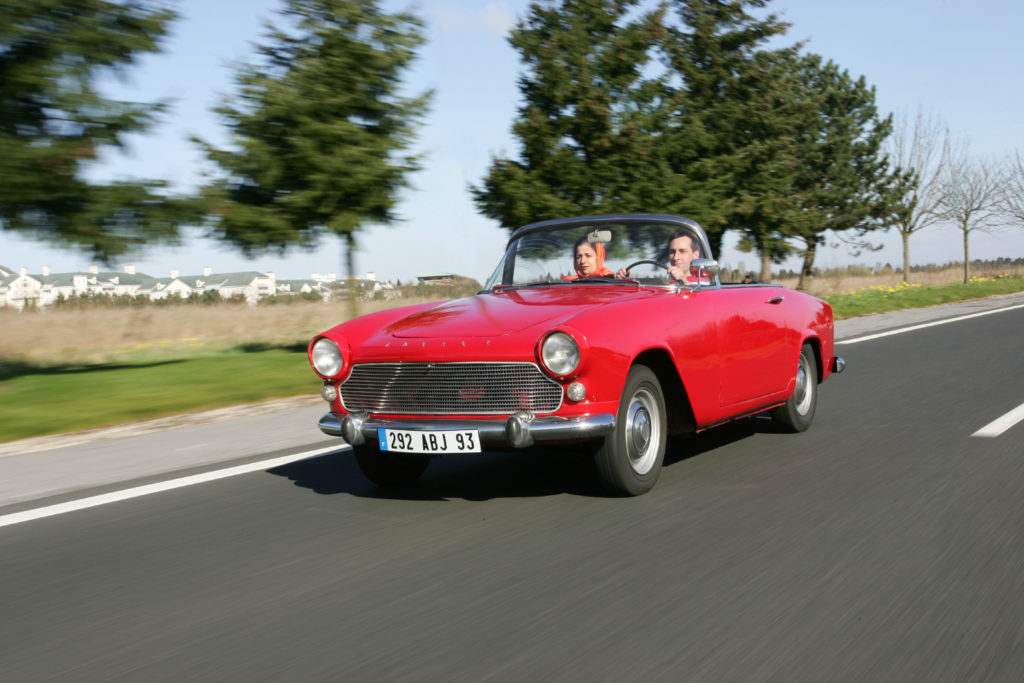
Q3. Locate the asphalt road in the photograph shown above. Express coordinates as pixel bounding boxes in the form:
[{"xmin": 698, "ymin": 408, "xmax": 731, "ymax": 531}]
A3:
[{"xmin": 2, "ymin": 295, "xmax": 1024, "ymax": 680}]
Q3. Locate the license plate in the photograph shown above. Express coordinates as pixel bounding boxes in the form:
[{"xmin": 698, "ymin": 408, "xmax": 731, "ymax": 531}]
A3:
[{"xmin": 378, "ymin": 428, "xmax": 481, "ymax": 454}]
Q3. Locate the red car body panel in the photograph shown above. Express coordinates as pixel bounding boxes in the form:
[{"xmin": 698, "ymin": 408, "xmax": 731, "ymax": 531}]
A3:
[{"xmin": 314, "ymin": 281, "xmax": 836, "ymax": 430}]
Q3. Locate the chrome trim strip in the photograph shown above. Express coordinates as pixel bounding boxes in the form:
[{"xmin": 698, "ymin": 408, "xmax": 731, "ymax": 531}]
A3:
[{"xmin": 318, "ymin": 412, "xmax": 615, "ymax": 450}]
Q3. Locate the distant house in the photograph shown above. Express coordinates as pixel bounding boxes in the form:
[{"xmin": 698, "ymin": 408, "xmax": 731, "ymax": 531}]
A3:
[
  {"xmin": 138, "ymin": 269, "xmax": 276, "ymax": 305},
  {"xmin": 148, "ymin": 267, "xmax": 219, "ymax": 301},
  {"xmin": 0, "ymin": 264, "xmax": 395, "ymax": 309},
  {"xmin": 209, "ymin": 271, "xmax": 276, "ymax": 304},
  {"xmin": 1, "ymin": 268, "xmax": 42, "ymax": 309},
  {"xmin": 149, "ymin": 273, "xmax": 196, "ymax": 301},
  {"xmin": 2, "ymin": 265, "xmax": 155, "ymax": 308},
  {"xmin": 74, "ymin": 268, "xmax": 156, "ymax": 302},
  {"xmin": 275, "ymin": 279, "xmax": 332, "ymax": 300},
  {"xmin": 416, "ymin": 272, "xmax": 456, "ymax": 285},
  {"xmin": 0, "ymin": 267, "xmax": 13, "ymax": 307}
]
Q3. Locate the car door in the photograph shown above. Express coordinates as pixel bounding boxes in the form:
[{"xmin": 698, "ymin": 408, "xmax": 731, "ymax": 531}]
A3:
[{"xmin": 712, "ymin": 285, "xmax": 798, "ymax": 407}]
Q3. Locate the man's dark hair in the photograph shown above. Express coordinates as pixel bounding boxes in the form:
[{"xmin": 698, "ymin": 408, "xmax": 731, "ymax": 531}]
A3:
[
  {"xmin": 668, "ymin": 228, "xmax": 697, "ymax": 247},
  {"xmin": 664, "ymin": 228, "xmax": 700, "ymax": 258}
]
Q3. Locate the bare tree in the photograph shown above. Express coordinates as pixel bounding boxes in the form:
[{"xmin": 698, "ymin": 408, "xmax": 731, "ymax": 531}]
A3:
[
  {"xmin": 937, "ymin": 149, "xmax": 1003, "ymax": 283},
  {"xmin": 998, "ymin": 151, "xmax": 1024, "ymax": 226},
  {"xmin": 886, "ymin": 108, "xmax": 951, "ymax": 282}
]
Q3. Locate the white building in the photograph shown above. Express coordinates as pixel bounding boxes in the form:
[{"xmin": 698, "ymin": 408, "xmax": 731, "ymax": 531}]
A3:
[{"xmin": 0, "ymin": 265, "xmax": 399, "ymax": 309}]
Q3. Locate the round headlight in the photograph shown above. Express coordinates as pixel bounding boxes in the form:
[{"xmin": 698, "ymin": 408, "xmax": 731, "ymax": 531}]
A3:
[
  {"xmin": 541, "ymin": 332, "xmax": 580, "ymax": 376},
  {"xmin": 311, "ymin": 338, "xmax": 343, "ymax": 377}
]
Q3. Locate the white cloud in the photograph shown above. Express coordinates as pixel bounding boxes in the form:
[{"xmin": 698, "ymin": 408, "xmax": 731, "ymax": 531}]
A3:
[
  {"xmin": 481, "ymin": 2, "xmax": 516, "ymax": 35},
  {"xmin": 432, "ymin": 2, "xmax": 516, "ymax": 38}
]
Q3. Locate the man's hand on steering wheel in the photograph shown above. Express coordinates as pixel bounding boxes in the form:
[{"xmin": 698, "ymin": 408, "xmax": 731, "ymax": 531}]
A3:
[
  {"xmin": 616, "ymin": 259, "xmax": 662, "ymax": 280},
  {"xmin": 666, "ymin": 264, "xmax": 688, "ymax": 281}
]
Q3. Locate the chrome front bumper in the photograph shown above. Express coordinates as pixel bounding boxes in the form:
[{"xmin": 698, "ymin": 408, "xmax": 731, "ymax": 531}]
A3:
[{"xmin": 318, "ymin": 411, "xmax": 615, "ymax": 450}]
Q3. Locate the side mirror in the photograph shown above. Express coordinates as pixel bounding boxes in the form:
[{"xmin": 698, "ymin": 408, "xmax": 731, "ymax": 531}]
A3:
[
  {"xmin": 587, "ymin": 229, "xmax": 612, "ymax": 244},
  {"xmin": 689, "ymin": 258, "xmax": 719, "ymax": 291}
]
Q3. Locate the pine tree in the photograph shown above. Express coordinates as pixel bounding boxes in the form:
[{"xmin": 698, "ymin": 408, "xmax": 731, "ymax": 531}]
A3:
[
  {"xmin": 193, "ymin": 0, "xmax": 431, "ymax": 279},
  {"xmin": 661, "ymin": 1, "xmax": 900, "ymax": 281},
  {"xmin": 471, "ymin": 0, "xmax": 667, "ymax": 231},
  {"xmin": 659, "ymin": 0, "xmax": 803, "ymax": 268},
  {"xmin": 0, "ymin": 0, "xmax": 192, "ymax": 262},
  {"xmin": 786, "ymin": 55, "xmax": 906, "ymax": 289}
]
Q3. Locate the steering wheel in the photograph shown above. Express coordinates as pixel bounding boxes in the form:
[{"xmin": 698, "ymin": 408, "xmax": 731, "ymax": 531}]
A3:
[{"xmin": 622, "ymin": 260, "xmax": 664, "ymax": 274}]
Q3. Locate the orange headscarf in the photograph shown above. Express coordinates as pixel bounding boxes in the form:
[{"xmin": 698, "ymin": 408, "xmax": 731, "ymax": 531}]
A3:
[{"xmin": 562, "ymin": 241, "xmax": 615, "ymax": 280}]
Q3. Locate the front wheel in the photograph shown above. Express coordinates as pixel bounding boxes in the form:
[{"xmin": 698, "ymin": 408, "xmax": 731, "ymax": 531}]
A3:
[
  {"xmin": 353, "ymin": 444, "xmax": 430, "ymax": 486},
  {"xmin": 594, "ymin": 365, "xmax": 667, "ymax": 496},
  {"xmin": 771, "ymin": 343, "xmax": 818, "ymax": 432}
]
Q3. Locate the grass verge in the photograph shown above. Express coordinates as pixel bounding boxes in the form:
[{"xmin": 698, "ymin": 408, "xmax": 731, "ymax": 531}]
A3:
[{"xmin": 825, "ymin": 275, "xmax": 1024, "ymax": 319}]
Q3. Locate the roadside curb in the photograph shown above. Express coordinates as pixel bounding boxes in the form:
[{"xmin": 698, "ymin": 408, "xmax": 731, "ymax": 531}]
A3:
[{"xmin": 0, "ymin": 395, "xmax": 322, "ymax": 458}]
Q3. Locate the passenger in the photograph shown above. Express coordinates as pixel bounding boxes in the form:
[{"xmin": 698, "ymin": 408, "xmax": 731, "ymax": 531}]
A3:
[
  {"xmin": 562, "ymin": 235, "xmax": 615, "ymax": 280},
  {"xmin": 616, "ymin": 229, "xmax": 704, "ymax": 282}
]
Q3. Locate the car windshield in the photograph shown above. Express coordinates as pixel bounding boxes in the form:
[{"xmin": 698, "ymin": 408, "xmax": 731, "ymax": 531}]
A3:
[{"xmin": 483, "ymin": 219, "xmax": 705, "ymax": 290}]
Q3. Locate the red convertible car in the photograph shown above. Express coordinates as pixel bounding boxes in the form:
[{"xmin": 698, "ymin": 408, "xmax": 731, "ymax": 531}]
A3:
[{"xmin": 309, "ymin": 214, "xmax": 844, "ymax": 495}]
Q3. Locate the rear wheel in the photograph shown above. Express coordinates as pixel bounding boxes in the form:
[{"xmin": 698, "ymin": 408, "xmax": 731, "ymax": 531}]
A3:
[
  {"xmin": 594, "ymin": 365, "xmax": 667, "ymax": 496},
  {"xmin": 771, "ymin": 343, "xmax": 817, "ymax": 432},
  {"xmin": 353, "ymin": 444, "xmax": 430, "ymax": 486}
]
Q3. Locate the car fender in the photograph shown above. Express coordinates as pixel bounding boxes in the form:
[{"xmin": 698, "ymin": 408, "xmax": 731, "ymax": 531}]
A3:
[{"xmin": 554, "ymin": 290, "xmax": 721, "ymax": 427}]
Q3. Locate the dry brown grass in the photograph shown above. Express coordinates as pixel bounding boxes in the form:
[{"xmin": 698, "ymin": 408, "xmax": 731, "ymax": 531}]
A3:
[
  {"xmin": 774, "ymin": 263, "xmax": 1024, "ymax": 298},
  {"xmin": 0, "ymin": 297, "xmax": 443, "ymax": 365},
  {"xmin": 5, "ymin": 264, "xmax": 1023, "ymax": 365}
]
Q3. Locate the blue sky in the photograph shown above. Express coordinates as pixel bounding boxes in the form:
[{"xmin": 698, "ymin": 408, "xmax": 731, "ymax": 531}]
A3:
[{"xmin": 4, "ymin": 0, "xmax": 1023, "ymax": 283}]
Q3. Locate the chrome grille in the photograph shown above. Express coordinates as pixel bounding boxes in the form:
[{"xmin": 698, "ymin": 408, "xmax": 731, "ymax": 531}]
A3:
[{"xmin": 340, "ymin": 362, "xmax": 563, "ymax": 415}]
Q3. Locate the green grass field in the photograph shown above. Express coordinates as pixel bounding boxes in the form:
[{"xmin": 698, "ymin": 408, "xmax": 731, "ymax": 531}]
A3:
[
  {"xmin": 0, "ymin": 347, "xmax": 319, "ymax": 443},
  {"xmin": 2, "ymin": 275, "xmax": 1023, "ymax": 444}
]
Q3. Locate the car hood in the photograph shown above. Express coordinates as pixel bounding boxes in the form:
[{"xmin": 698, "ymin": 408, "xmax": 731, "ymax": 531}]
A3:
[{"xmin": 384, "ymin": 286, "xmax": 640, "ymax": 338}]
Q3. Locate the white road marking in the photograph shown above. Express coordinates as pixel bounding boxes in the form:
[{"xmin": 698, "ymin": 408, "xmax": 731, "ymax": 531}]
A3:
[
  {"xmin": 838, "ymin": 303, "xmax": 1024, "ymax": 344},
  {"xmin": 0, "ymin": 445, "xmax": 342, "ymax": 529},
  {"xmin": 972, "ymin": 403, "xmax": 1024, "ymax": 438}
]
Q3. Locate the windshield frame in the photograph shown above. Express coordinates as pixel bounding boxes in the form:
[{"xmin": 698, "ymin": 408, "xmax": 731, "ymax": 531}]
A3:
[{"xmin": 482, "ymin": 214, "xmax": 719, "ymax": 293}]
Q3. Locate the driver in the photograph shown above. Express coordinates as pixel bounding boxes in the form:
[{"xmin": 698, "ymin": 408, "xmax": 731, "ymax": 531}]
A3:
[
  {"xmin": 616, "ymin": 229, "xmax": 702, "ymax": 282},
  {"xmin": 562, "ymin": 235, "xmax": 615, "ymax": 280}
]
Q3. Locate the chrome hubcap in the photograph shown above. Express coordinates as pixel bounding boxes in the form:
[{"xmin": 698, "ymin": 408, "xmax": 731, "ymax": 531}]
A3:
[
  {"xmin": 793, "ymin": 355, "xmax": 813, "ymax": 415},
  {"xmin": 625, "ymin": 388, "xmax": 660, "ymax": 475}
]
